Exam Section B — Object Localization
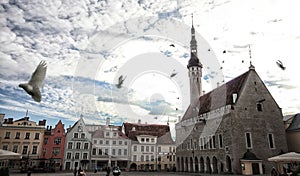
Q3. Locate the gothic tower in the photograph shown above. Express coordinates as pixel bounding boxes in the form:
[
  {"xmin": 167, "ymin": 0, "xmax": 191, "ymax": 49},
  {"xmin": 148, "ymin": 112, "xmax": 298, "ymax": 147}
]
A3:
[{"xmin": 187, "ymin": 16, "xmax": 202, "ymax": 104}]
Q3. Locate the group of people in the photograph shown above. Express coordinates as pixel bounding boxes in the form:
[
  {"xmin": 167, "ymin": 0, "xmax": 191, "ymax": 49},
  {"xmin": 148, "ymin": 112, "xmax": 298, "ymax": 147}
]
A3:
[{"xmin": 73, "ymin": 167, "xmax": 87, "ymax": 176}]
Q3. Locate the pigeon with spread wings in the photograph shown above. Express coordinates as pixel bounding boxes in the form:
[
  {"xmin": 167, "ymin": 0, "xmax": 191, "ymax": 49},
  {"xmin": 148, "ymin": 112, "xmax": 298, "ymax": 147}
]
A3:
[
  {"xmin": 19, "ymin": 60, "xmax": 47, "ymax": 102},
  {"xmin": 116, "ymin": 75, "xmax": 126, "ymax": 89}
]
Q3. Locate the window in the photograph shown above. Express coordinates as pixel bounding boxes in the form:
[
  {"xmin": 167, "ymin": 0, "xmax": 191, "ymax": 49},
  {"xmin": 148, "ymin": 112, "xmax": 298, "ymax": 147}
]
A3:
[
  {"xmin": 133, "ymin": 155, "xmax": 137, "ymax": 161},
  {"xmin": 118, "ymin": 149, "xmax": 121, "ymax": 155},
  {"xmin": 44, "ymin": 137, "xmax": 48, "ymax": 144},
  {"xmin": 2, "ymin": 145, "xmax": 8, "ymax": 150},
  {"xmin": 199, "ymin": 137, "xmax": 203, "ymax": 150},
  {"xmin": 93, "ymin": 140, "xmax": 97, "ymax": 144},
  {"xmin": 113, "ymin": 140, "xmax": 116, "ymax": 145},
  {"xmin": 158, "ymin": 146, "xmax": 161, "ymax": 153},
  {"xmin": 141, "ymin": 155, "xmax": 144, "ymax": 162},
  {"xmin": 98, "ymin": 149, "xmax": 102, "ymax": 155},
  {"xmin": 113, "ymin": 132, "xmax": 117, "ymax": 137},
  {"xmin": 42, "ymin": 148, "xmax": 46, "ymax": 156},
  {"xmin": 141, "ymin": 146, "xmax": 144, "ymax": 152},
  {"xmin": 99, "ymin": 140, "xmax": 103, "ymax": 144},
  {"xmin": 13, "ymin": 145, "xmax": 18, "ymax": 153},
  {"xmin": 32, "ymin": 146, "xmax": 38, "ymax": 154},
  {"xmin": 268, "ymin": 133, "xmax": 275, "ymax": 149},
  {"xmin": 112, "ymin": 149, "xmax": 116, "ymax": 155},
  {"xmin": 74, "ymin": 133, "xmax": 78, "ymax": 138},
  {"xmin": 209, "ymin": 136, "xmax": 212, "ymax": 149},
  {"xmin": 151, "ymin": 146, "xmax": 154, "ymax": 152},
  {"xmin": 54, "ymin": 138, "xmax": 61, "ymax": 145},
  {"xmin": 146, "ymin": 155, "xmax": 149, "ymax": 161},
  {"xmin": 124, "ymin": 149, "xmax": 127, "ymax": 155},
  {"xmin": 146, "ymin": 138, "xmax": 149, "ymax": 142},
  {"xmin": 67, "ymin": 152, "xmax": 72, "ymax": 159},
  {"xmin": 68, "ymin": 142, "xmax": 73, "ymax": 149},
  {"xmin": 5, "ymin": 132, "xmax": 10, "ymax": 139},
  {"xmin": 34, "ymin": 133, "xmax": 39, "ymax": 139},
  {"xmin": 169, "ymin": 147, "xmax": 172, "ymax": 152},
  {"xmin": 218, "ymin": 134, "xmax": 223, "ymax": 148},
  {"xmin": 83, "ymin": 153, "xmax": 88, "ymax": 159},
  {"xmin": 75, "ymin": 153, "xmax": 80, "ymax": 159},
  {"xmin": 106, "ymin": 132, "xmax": 109, "ymax": 137},
  {"xmin": 158, "ymin": 156, "xmax": 161, "ymax": 161},
  {"xmin": 92, "ymin": 148, "xmax": 96, "ymax": 155},
  {"xmin": 15, "ymin": 132, "xmax": 20, "ymax": 139},
  {"xmin": 52, "ymin": 148, "xmax": 60, "ymax": 155},
  {"xmin": 81, "ymin": 133, "xmax": 85, "ymax": 139},
  {"xmin": 25, "ymin": 132, "xmax": 30, "ymax": 139},
  {"xmin": 22, "ymin": 146, "xmax": 28, "ymax": 154},
  {"xmin": 151, "ymin": 155, "xmax": 154, "ymax": 161},
  {"xmin": 257, "ymin": 103, "xmax": 263, "ymax": 111},
  {"xmin": 212, "ymin": 135, "xmax": 216, "ymax": 149},
  {"xmin": 105, "ymin": 140, "xmax": 109, "ymax": 145},
  {"xmin": 124, "ymin": 141, "xmax": 127, "ymax": 145},
  {"xmin": 105, "ymin": 149, "xmax": 108, "ymax": 155},
  {"xmin": 76, "ymin": 142, "xmax": 81, "ymax": 149},
  {"xmin": 151, "ymin": 138, "xmax": 154, "ymax": 142},
  {"xmin": 204, "ymin": 137, "xmax": 207, "ymax": 149},
  {"xmin": 146, "ymin": 146, "xmax": 149, "ymax": 152},
  {"xmin": 245, "ymin": 132, "xmax": 252, "ymax": 149},
  {"xmin": 84, "ymin": 143, "xmax": 89, "ymax": 149},
  {"xmin": 141, "ymin": 138, "xmax": 145, "ymax": 142},
  {"xmin": 133, "ymin": 145, "xmax": 137, "ymax": 152},
  {"xmin": 119, "ymin": 141, "xmax": 122, "ymax": 145}
]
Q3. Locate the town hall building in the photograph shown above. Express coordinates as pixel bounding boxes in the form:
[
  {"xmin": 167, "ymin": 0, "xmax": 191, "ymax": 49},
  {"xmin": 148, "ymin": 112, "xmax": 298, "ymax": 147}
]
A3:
[{"xmin": 175, "ymin": 19, "xmax": 288, "ymax": 175}]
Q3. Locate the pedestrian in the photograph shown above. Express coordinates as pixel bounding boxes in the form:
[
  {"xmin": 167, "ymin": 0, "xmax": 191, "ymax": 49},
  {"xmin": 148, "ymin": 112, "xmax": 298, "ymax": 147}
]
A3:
[
  {"xmin": 106, "ymin": 166, "xmax": 111, "ymax": 176},
  {"xmin": 73, "ymin": 167, "xmax": 77, "ymax": 176},
  {"xmin": 80, "ymin": 169, "xmax": 87, "ymax": 176}
]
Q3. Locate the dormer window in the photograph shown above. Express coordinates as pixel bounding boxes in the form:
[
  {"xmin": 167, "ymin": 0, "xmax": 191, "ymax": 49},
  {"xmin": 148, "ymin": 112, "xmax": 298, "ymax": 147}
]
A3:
[{"xmin": 132, "ymin": 127, "xmax": 136, "ymax": 131}]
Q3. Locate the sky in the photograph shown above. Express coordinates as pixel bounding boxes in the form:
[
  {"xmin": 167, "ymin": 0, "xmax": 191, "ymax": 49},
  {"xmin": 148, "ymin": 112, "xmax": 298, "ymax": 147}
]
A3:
[{"xmin": 1, "ymin": 0, "xmax": 300, "ymax": 136}]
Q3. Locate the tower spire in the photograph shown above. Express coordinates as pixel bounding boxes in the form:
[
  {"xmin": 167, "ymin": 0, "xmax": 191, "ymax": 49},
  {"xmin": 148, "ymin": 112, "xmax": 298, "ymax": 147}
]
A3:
[{"xmin": 248, "ymin": 44, "xmax": 255, "ymax": 70}]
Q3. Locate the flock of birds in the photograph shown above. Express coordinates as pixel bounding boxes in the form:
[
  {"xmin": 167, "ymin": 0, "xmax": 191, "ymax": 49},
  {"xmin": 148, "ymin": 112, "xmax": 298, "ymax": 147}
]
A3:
[{"xmin": 18, "ymin": 44, "xmax": 287, "ymax": 103}]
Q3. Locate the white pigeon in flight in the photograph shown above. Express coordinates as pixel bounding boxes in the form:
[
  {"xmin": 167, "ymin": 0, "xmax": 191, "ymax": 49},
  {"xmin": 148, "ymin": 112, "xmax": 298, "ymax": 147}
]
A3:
[{"xmin": 19, "ymin": 60, "xmax": 47, "ymax": 102}]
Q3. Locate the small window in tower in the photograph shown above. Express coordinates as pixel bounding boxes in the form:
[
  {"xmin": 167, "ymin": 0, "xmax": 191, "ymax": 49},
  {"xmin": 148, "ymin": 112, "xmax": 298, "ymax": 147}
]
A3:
[{"xmin": 257, "ymin": 103, "xmax": 263, "ymax": 111}]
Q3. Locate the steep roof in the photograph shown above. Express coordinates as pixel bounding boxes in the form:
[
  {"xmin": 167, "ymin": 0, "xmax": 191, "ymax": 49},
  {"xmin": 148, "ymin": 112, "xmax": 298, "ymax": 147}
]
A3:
[
  {"xmin": 182, "ymin": 70, "xmax": 250, "ymax": 121},
  {"xmin": 187, "ymin": 52, "xmax": 202, "ymax": 68},
  {"xmin": 286, "ymin": 113, "xmax": 300, "ymax": 132},
  {"xmin": 123, "ymin": 122, "xmax": 170, "ymax": 141},
  {"xmin": 157, "ymin": 131, "xmax": 175, "ymax": 145}
]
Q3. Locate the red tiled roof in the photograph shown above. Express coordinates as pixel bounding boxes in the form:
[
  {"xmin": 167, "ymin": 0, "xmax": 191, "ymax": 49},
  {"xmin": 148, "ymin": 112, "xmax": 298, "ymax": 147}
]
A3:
[
  {"xmin": 182, "ymin": 70, "xmax": 250, "ymax": 121},
  {"xmin": 123, "ymin": 122, "xmax": 170, "ymax": 141}
]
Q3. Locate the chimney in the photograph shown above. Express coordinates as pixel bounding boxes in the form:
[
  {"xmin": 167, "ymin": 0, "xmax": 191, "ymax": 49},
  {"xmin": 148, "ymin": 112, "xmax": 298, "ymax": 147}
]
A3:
[
  {"xmin": 8, "ymin": 118, "xmax": 13, "ymax": 124},
  {"xmin": 0, "ymin": 114, "xmax": 5, "ymax": 125},
  {"xmin": 106, "ymin": 117, "xmax": 110, "ymax": 126},
  {"xmin": 138, "ymin": 119, "xmax": 141, "ymax": 124}
]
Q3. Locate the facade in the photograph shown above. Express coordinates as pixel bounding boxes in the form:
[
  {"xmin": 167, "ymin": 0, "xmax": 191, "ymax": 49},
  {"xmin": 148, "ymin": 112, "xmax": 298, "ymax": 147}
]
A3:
[
  {"xmin": 90, "ymin": 118, "xmax": 131, "ymax": 171},
  {"xmin": 123, "ymin": 121, "xmax": 176, "ymax": 171},
  {"xmin": 63, "ymin": 115, "xmax": 92, "ymax": 171},
  {"xmin": 0, "ymin": 115, "xmax": 46, "ymax": 170},
  {"xmin": 40, "ymin": 120, "xmax": 66, "ymax": 170},
  {"xmin": 284, "ymin": 113, "xmax": 300, "ymax": 152},
  {"xmin": 175, "ymin": 23, "xmax": 288, "ymax": 175}
]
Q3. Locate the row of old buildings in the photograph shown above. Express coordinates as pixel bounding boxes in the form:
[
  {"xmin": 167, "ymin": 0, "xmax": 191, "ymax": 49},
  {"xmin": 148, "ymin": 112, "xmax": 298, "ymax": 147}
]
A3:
[{"xmin": 0, "ymin": 114, "xmax": 176, "ymax": 172}]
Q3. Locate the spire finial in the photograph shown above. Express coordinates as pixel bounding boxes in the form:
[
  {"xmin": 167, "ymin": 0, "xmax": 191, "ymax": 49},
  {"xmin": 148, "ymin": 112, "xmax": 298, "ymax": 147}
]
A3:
[
  {"xmin": 248, "ymin": 44, "xmax": 255, "ymax": 70},
  {"xmin": 25, "ymin": 109, "xmax": 28, "ymax": 117},
  {"xmin": 192, "ymin": 13, "xmax": 194, "ymax": 27}
]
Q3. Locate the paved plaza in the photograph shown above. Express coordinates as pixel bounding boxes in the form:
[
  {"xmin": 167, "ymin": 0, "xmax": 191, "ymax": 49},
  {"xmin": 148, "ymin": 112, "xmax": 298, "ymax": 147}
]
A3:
[{"xmin": 9, "ymin": 171, "xmax": 267, "ymax": 176}]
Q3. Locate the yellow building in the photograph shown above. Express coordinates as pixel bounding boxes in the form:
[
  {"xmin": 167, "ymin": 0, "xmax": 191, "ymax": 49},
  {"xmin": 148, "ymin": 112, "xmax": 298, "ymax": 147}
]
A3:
[{"xmin": 0, "ymin": 114, "xmax": 46, "ymax": 170}]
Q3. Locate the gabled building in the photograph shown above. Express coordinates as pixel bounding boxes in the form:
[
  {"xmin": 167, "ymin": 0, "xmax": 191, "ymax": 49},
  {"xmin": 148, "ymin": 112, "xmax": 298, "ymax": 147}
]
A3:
[
  {"xmin": 284, "ymin": 113, "xmax": 300, "ymax": 152},
  {"xmin": 90, "ymin": 118, "xmax": 131, "ymax": 171},
  {"xmin": 40, "ymin": 120, "xmax": 66, "ymax": 170},
  {"xmin": 63, "ymin": 115, "xmax": 92, "ymax": 171},
  {"xmin": 175, "ymin": 20, "xmax": 288, "ymax": 175},
  {"xmin": 123, "ymin": 121, "xmax": 176, "ymax": 171},
  {"xmin": 0, "ymin": 114, "xmax": 46, "ymax": 170}
]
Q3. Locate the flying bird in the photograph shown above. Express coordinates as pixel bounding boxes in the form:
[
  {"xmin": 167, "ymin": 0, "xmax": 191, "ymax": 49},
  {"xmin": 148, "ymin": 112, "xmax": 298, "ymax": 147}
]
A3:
[
  {"xmin": 170, "ymin": 72, "xmax": 177, "ymax": 78},
  {"xmin": 223, "ymin": 50, "xmax": 226, "ymax": 54},
  {"xmin": 276, "ymin": 60, "xmax": 286, "ymax": 70},
  {"xmin": 170, "ymin": 44, "xmax": 175, "ymax": 47},
  {"xmin": 116, "ymin": 75, "xmax": 126, "ymax": 88},
  {"xmin": 19, "ymin": 60, "xmax": 47, "ymax": 102}
]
